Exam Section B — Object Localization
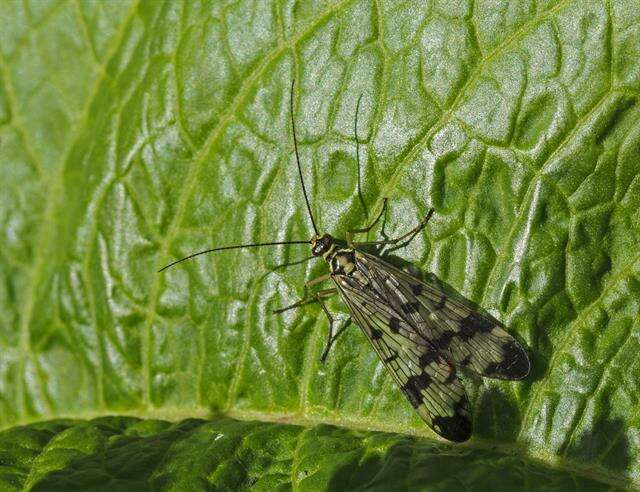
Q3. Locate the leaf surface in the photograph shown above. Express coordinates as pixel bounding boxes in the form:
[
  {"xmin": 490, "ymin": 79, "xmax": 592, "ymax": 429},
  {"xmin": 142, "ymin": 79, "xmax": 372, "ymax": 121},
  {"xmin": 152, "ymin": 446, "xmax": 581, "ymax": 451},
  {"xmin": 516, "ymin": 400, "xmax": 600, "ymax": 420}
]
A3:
[
  {"xmin": 0, "ymin": 417, "xmax": 625, "ymax": 491},
  {"xmin": 1, "ymin": 0, "xmax": 639, "ymax": 488}
]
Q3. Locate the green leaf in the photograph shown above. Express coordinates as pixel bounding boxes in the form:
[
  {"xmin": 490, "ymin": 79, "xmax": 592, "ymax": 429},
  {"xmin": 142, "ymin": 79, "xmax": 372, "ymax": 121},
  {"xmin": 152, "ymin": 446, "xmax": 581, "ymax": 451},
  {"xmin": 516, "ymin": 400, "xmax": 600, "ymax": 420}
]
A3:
[
  {"xmin": 0, "ymin": 417, "xmax": 626, "ymax": 490},
  {"xmin": 1, "ymin": 0, "xmax": 639, "ymax": 489}
]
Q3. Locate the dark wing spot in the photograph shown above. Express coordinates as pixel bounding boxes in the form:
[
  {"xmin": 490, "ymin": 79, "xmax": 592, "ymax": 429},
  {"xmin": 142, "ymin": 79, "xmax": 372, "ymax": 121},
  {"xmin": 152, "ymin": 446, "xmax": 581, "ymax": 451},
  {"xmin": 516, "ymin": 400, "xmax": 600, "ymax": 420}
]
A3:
[
  {"xmin": 459, "ymin": 314, "xmax": 494, "ymax": 341},
  {"xmin": 431, "ymin": 415, "xmax": 472, "ymax": 442},
  {"xmin": 437, "ymin": 331, "xmax": 456, "ymax": 350},
  {"xmin": 442, "ymin": 363, "xmax": 457, "ymax": 385},
  {"xmin": 486, "ymin": 340, "xmax": 530, "ymax": 380},
  {"xmin": 402, "ymin": 374, "xmax": 431, "ymax": 408},
  {"xmin": 484, "ymin": 362, "xmax": 499, "ymax": 377},
  {"xmin": 475, "ymin": 314, "xmax": 495, "ymax": 332},
  {"xmin": 402, "ymin": 388, "xmax": 422, "ymax": 408},
  {"xmin": 384, "ymin": 352, "xmax": 398, "ymax": 364},
  {"xmin": 458, "ymin": 317, "xmax": 475, "ymax": 341},
  {"xmin": 411, "ymin": 283, "xmax": 424, "ymax": 295},
  {"xmin": 369, "ymin": 328, "xmax": 383, "ymax": 340},
  {"xmin": 401, "ymin": 302, "xmax": 420, "ymax": 314},
  {"xmin": 389, "ymin": 317, "xmax": 402, "ymax": 333},
  {"xmin": 419, "ymin": 351, "xmax": 439, "ymax": 368},
  {"xmin": 435, "ymin": 296, "xmax": 446, "ymax": 310}
]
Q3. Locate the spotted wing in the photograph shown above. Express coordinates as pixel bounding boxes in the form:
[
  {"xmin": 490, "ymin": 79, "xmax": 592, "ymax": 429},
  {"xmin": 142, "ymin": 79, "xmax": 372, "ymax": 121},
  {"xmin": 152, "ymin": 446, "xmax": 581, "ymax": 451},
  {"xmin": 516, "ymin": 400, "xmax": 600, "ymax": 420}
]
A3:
[
  {"xmin": 334, "ymin": 276, "xmax": 472, "ymax": 442},
  {"xmin": 357, "ymin": 252, "xmax": 530, "ymax": 380}
]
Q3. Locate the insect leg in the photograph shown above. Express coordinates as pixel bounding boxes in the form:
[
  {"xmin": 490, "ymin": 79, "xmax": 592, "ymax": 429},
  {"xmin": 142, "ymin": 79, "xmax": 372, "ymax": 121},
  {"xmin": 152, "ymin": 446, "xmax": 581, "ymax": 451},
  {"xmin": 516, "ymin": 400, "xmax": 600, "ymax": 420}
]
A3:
[
  {"xmin": 346, "ymin": 198, "xmax": 388, "ymax": 247},
  {"xmin": 272, "ymin": 274, "xmax": 333, "ymax": 314},
  {"xmin": 352, "ymin": 208, "xmax": 435, "ymax": 248},
  {"xmin": 274, "ymin": 281, "xmax": 349, "ymax": 362},
  {"xmin": 275, "ymin": 286, "xmax": 345, "ymax": 361},
  {"xmin": 320, "ymin": 314, "xmax": 352, "ymax": 363}
]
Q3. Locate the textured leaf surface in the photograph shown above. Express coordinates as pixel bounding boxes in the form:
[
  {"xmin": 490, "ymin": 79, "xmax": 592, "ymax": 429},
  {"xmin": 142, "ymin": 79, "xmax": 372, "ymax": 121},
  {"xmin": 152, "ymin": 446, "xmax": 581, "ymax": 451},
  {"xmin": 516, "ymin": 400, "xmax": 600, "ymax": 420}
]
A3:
[
  {"xmin": 1, "ymin": 0, "xmax": 639, "ymax": 489},
  {"xmin": 0, "ymin": 417, "xmax": 625, "ymax": 491}
]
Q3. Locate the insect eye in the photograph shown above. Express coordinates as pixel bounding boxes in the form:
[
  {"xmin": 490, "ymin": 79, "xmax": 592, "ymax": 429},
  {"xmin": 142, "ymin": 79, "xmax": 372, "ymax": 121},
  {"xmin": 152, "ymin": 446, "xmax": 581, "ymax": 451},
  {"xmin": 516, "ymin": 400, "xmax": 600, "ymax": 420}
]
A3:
[
  {"xmin": 311, "ymin": 235, "xmax": 332, "ymax": 256},
  {"xmin": 311, "ymin": 243, "xmax": 324, "ymax": 256}
]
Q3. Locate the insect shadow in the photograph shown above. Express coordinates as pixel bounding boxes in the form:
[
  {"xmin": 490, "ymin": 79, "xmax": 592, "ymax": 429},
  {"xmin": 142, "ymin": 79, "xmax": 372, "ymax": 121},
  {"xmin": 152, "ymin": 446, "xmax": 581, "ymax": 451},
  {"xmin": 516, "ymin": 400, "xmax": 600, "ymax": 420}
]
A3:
[
  {"xmin": 325, "ymin": 415, "xmax": 632, "ymax": 490},
  {"xmin": 563, "ymin": 397, "xmax": 632, "ymax": 482},
  {"xmin": 472, "ymin": 386, "xmax": 523, "ymax": 441}
]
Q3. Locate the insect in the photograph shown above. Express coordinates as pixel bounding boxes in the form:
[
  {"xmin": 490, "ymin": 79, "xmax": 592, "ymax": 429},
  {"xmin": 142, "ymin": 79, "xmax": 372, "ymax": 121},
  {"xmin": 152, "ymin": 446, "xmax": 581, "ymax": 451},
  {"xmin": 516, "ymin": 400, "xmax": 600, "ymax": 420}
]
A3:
[{"xmin": 159, "ymin": 81, "xmax": 530, "ymax": 442}]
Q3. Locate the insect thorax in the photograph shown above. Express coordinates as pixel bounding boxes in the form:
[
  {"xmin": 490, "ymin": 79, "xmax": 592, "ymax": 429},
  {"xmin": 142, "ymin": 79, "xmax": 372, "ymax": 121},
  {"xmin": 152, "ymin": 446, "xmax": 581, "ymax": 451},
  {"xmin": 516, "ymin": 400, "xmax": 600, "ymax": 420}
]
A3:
[{"xmin": 325, "ymin": 247, "xmax": 362, "ymax": 279}]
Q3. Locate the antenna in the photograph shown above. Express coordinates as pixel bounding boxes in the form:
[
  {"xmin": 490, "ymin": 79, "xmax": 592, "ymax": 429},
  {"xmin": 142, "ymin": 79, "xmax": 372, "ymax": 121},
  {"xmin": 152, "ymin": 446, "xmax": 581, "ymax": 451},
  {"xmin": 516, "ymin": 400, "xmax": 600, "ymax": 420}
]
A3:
[
  {"xmin": 158, "ymin": 240, "xmax": 309, "ymax": 272},
  {"xmin": 290, "ymin": 79, "xmax": 319, "ymax": 235},
  {"xmin": 354, "ymin": 93, "xmax": 368, "ymax": 220},
  {"xmin": 158, "ymin": 79, "xmax": 318, "ymax": 273}
]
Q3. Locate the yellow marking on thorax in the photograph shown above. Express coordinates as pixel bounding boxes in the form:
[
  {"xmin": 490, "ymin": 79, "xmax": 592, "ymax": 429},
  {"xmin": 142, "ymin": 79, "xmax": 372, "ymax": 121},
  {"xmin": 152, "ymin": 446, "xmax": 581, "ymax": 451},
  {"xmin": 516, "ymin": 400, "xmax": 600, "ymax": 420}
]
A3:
[
  {"xmin": 336, "ymin": 254, "xmax": 355, "ymax": 273},
  {"xmin": 322, "ymin": 244, "xmax": 337, "ymax": 260}
]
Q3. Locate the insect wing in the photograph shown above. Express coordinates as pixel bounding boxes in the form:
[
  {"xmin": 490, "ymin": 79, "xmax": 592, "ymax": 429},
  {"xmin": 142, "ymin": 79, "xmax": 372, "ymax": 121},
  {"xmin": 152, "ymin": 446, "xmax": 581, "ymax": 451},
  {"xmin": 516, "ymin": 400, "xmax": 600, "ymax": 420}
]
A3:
[
  {"xmin": 335, "ymin": 276, "xmax": 472, "ymax": 442},
  {"xmin": 357, "ymin": 252, "xmax": 530, "ymax": 380}
]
